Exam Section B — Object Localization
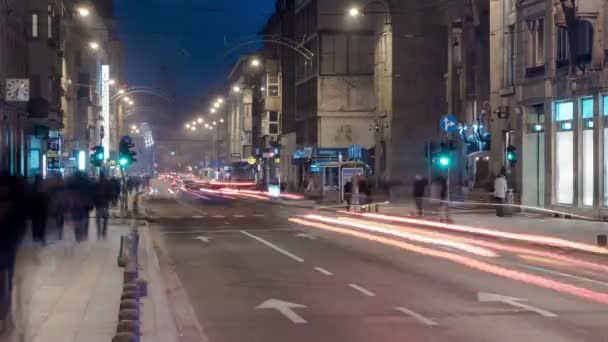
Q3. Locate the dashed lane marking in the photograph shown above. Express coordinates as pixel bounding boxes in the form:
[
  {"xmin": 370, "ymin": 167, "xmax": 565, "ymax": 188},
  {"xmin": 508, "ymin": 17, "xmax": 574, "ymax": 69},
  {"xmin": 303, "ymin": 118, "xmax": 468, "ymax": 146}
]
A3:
[
  {"xmin": 241, "ymin": 231, "xmax": 305, "ymax": 263},
  {"xmin": 348, "ymin": 284, "xmax": 376, "ymax": 297},
  {"xmin": 254, "ymin": 214, "xmax": 265, "ymax": 217},
  {"xmin": 162, "ymin": 228, "xmax": 292, "ymax": 235},
  {"xmin": 394, "ymin": 307, "xmax": 438, "ymax": 326},
  {"xmin": 212, "ymin": 215, "xmax": 226, "ymax": 218},
  {"xmin": 192, "ymin": 215, "xmax": 205, "ymax": 219},
  {"xmin": 314, "ymin": 267, "xmax": 334, "ymax": 276},
  {"xmin": 233, "ymin": 214, "xmax": 246, "ymax": 218}
]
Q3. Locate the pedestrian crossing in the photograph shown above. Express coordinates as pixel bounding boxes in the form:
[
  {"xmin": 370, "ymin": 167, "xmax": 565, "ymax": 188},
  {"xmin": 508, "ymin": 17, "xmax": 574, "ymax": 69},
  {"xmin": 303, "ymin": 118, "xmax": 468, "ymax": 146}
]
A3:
[{"xmin": 146, "ymin": 213, "xmax": 265, "ymax": 220}]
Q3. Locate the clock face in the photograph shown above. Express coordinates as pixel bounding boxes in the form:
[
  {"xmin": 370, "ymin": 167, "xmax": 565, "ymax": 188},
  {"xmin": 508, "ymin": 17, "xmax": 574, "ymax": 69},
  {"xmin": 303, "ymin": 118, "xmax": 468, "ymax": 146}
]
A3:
[{"xmin": 5, "ymin": 79, "xmax": 30, "ymax": 102}]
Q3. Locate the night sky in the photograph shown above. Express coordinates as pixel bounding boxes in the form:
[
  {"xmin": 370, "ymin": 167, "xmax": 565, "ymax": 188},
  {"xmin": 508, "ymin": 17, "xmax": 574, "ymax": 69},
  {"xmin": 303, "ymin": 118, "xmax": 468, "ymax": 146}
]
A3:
[{"xmin": 114, "ymin": 0, "xmax": 275, "ymax": 110}]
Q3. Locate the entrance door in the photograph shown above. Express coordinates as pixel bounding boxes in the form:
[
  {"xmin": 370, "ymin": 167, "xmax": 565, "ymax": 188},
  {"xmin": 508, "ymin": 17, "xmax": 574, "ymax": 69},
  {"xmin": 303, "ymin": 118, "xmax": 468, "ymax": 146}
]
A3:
[{"xmin": 522, "ymin": 132, "xmax": 545, "ymax": 207}]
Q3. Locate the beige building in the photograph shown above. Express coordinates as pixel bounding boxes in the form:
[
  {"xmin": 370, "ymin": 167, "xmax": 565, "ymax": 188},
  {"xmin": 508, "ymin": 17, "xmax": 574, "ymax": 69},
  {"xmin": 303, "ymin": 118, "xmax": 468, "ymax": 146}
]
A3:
[{"xmin": 490, "ymin": 0, "xmax": 608, "ymax": 216}]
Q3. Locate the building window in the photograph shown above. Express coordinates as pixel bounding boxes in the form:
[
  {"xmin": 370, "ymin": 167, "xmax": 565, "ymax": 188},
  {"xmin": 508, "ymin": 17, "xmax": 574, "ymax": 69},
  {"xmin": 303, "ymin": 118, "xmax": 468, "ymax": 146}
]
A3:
[
  {"xmin": 31, "ymin": 13, "xmax": 39, "ymax": 38},
  {"xmin": 527, "ymin": 18, "xmax": 544, "ymax": 66},
  {"xmin": 48, "ymin": 5, "xmax": 53, "ymax": 39},
  {"xmin": 555, "ymin": 100, "xmax": 573, "ymax": 121},
  {"xmin": 604, "ymin": 95, "xmax": 608, "ymax": 116},
  {"xmin": 604, "ymin": 128, "xmax": 608, "ymax": 207},
  {"xmin": 267, "ymin": 74, "xmax": 280, "ymax": 97},
  {"xmin": 268, "ymin": 111, "xmax": 280, "ymax": 135},
  {"xmin": 581, "ymin": 97, "xmax": 594, "ymax": 118},
  {"xmin": 556, "ymin": 27, "xmax": 569, "ymax": 65},
  {"xmin": 577, "ymin": 20, "xmax": 593, "ymax": 62},
  {"xmin": 505, "ymin": 25, "xmax": 515, "ymax": 86}
]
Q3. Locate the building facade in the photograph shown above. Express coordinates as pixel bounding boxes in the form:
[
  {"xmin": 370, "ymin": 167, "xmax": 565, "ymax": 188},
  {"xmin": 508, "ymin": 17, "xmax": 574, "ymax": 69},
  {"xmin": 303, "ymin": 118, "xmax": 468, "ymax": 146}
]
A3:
[{"xmin": 490, "ymin": 0, "xmax": 608, "ymax": 216}]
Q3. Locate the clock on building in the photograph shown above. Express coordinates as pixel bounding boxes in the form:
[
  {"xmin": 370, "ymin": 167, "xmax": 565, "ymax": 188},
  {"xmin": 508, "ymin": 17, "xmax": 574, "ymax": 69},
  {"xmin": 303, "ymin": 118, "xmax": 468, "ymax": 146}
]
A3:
[{"xmin": 5, "ymin": 78, "xmax": 30, "ymax": 102}]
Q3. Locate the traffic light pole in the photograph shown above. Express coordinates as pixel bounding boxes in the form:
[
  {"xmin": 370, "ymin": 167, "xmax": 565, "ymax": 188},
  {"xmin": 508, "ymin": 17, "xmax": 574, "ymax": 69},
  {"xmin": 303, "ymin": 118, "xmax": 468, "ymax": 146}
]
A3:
[{"xmin": 216, "ymin": 124, "xmax": 220, "ymax": 173}]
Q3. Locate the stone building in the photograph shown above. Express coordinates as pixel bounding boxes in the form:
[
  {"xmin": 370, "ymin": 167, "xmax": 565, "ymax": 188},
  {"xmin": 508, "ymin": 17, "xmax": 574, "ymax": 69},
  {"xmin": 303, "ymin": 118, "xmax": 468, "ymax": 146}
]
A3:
[{"xmin": 490, "ymin": 0, "xmax": 608, "ymax": 216}]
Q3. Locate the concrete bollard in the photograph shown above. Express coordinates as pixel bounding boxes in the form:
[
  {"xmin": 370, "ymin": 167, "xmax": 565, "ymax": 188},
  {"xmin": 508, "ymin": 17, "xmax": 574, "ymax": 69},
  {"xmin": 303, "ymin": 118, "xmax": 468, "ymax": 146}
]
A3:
[
  {"xmin": 112, "ymin": 332, "xmax": 138, "ymax": 342},
  {"xmin": 123, "ymin": 282, "xmax": 139, "ymax": 293},
  {"xmin": 121, "ymin": 290, "xmax": 139, "ymax": 301},
  {"xmin": 116, "ymin": 320, "xmax": 140, "ymax": 335},
  {"xmin": 136, "ymin": 279, "xmax": 148, "ymax": 298},
  {"xmin": 120, "ymin": 299, "xmax": 139, "ymax": 311},
  {"xmin": 124, "ymin": 260, "xmax": 138, "ymax": 283},
  {"xmin": 119, "ymin": 309, "xmax": 140, "ymax": 321},
  {"xmin": 597, "ymin": 234, "xmax": 607, "ymax": 247}
]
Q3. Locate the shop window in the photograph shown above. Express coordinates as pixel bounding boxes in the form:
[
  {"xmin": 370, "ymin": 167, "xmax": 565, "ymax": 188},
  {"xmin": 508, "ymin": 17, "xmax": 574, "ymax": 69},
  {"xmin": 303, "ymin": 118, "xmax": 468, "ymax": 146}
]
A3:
[
  {"xmin": 527, "ymin": 17, "xmax": 544, "ymax": 67},
  {"xmin": 555, "ymin": 101, "xmax": 573, "ymax": 121},
  {"xmin": 604, "ymin": 129, "xmax": 608, "ymax": 207},
  {"xmin": 603, "ymin": 95, "xmax": 608, "ymax": 116},
  {"xmin": 582, "ymin": 130, "xmax": 594, "ymax": 206},
  {"xmin": 556, "ymin": 131, "xmax": 574, "ymax": 204},
  {"xmin": 581, "ymin": 97, "xmax": 594, "ymax": 118}
]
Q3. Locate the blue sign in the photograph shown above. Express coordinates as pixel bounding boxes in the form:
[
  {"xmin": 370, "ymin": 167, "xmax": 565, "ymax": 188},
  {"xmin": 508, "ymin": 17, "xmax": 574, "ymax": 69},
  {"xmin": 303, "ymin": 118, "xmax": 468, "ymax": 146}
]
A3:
[
  {"xmin": 313, "ymin": 148, "xmax": 348, "ymax": 159},
  {"xmin": 440, "ymin": 114, "xmax": 458, "ymax": 132},
  {"xmin": 348, "ymin": 145, "xmax": 362, "ymax": 160}
]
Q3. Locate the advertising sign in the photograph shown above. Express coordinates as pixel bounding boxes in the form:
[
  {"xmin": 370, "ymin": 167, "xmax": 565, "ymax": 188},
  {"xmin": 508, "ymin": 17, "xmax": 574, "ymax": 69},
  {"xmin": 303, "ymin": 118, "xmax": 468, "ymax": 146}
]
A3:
[{"xmin": 101, "ymin": 65, "xmax": 110, "ymax": 160}]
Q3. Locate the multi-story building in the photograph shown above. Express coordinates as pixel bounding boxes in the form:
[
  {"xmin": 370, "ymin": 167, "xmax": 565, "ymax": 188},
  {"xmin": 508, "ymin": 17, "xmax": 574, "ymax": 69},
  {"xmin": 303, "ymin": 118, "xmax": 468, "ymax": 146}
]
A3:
[
  {"xmin": 227, "ymin": 56, "xmax": 256, "ymax": 160},
  {"xmin": 0, "ymin": 0, "xmax": 29, "ymax": 175},
  {"xmin": 490, "ymin": 0, "xmax": 608, "ymax": 216}
]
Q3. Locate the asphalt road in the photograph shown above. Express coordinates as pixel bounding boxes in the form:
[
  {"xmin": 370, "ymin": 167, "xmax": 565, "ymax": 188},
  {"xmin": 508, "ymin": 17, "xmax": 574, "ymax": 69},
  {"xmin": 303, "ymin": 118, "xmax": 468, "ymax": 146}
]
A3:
[{"xmin": 144, "ymin": 179, "xmax": 608, "ymax": 342}]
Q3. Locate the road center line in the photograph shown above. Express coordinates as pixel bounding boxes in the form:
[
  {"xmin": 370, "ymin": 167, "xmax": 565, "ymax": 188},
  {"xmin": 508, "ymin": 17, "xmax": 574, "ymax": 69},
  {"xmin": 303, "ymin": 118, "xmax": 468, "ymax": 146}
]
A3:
[
  {"xmin": 241, "ymin": 231, "xmax": 305, "ymax": 263},
  {"xmin": 212, "ymin": 215, "xmax": 226, "ymax": 218},
  {"xmin": 394, "ymin": 307, "xmax": 438, "ymax": 326},
  {"xmin": 348, "ymin": 284, "xmax": 375, "ymax": 297},
  {"xmin": 314, "ymin": 267, "xmax": 334, "ymax": 276}
]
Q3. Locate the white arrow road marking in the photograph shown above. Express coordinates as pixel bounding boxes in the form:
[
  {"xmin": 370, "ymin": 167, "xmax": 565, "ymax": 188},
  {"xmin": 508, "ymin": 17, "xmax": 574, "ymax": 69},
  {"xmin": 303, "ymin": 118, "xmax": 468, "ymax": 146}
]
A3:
[
  {"xmin": 193, "ymin": 236, "xmax": 213, "ymax": 243},
  {"xmin": 349, "ymin": 284, "xmax": 376, "ymax": 297},
  {"xmin": 314, "ymin": 267, "xmax": 334, "ymax": 276},
  {"xmin": 296, "ymin": 233, "xmax": 317, "ymax": 240},
  {"xmin": 241, "ymin": 231, "xmax": 304, "ymax": 262},
  {"xmin": 394, "ymin": 307, "xmax": 438, "ymax": 326},
  {"xmin": 256, "ymin": 299, "xmax": 307, "ymax": 324},
  {"xmin": 477, "ymin": 292, "xmax": 557, "ymax": 317}
]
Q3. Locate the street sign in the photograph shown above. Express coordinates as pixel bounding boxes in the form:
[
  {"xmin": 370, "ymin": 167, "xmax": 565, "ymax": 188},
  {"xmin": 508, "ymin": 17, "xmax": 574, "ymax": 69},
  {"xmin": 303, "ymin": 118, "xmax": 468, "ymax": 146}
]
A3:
[
  {"xmin": 348, "ymin": 144, "xmax": 362, "ymax": 160},
  {"xmin": 440, "ymin": 114, "xmax": 458, "ymax": 133}
]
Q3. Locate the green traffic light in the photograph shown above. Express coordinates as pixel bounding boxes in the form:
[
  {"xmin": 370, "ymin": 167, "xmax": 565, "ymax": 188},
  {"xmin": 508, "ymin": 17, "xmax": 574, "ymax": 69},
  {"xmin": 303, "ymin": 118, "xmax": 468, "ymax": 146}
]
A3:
[
  {"xmin": 170, "ymin": 151, "xmax": 176, "ymax": 156},
  {"xmin": 438, "ymin": 156, "xmax": 450, "ymax": 167},
  {"xmin": 506, "ymin": 152, "xmax": 516, "ymax": 161},
  {"xmin": 96, "ymin": 153, "xmax": 104, "ymax": 160},
  {"xmin": 119, "ymin": 158, "xmax": 128, "ymax": 166}
]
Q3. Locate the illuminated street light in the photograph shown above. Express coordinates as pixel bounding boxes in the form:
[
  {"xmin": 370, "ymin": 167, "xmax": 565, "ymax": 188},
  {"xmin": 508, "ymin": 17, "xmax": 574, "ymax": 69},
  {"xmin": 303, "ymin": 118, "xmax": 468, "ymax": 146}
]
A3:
[
  {"xmin": 220, "ymin": 119, "xmax": 224, "ymax": 123},
  {"xmin": 213, "ymin": 121, "xmax": 217, "ymax": 125},
  {"xmin": 123, "ymin": 96, "xmax": 130, "ymax": 102},
  {"xmin": 131, "ymin": 125, "xmax": 137, "ymax": 130},
  {"xmin": 204, "ymin": 123, "xmax": 209, "ymax": 128},
  {"xmin": 251, "ymin": 59, "xmax": 261, "ymax": 67},
  {"xmin": 233, "ymin": 86, "xmax": 241, "ymax": 93},
  {"xmin": 185, "ymin": 123, "xmax": 191, "ymax": 129},
  {"xmin": 348, "ymin": 7, "xmax": 361, "ymax": 17},
  {"xmin": 197, "ymin": 117, "xmax": 204, "ymax": 123},
  {"xmin": 77, "ymin": 7, "xmax": 90, "ymax": 17},
  {"xmin": 129, "ymin": 100, "xmax": 134, "ymax": 106},
  {"xmin": 191, "ymin": 126, "xmax": 196, "ymax": 131},
  {"xmin": 89, "ymin": 41, "xmax": 100, "ymax": 50},
  {"xmin": 260, "ymin": 87, "xmax": 266, "ymax": 92},
  {"xmin": 216, "ymin": 98, "xmax": 224, "ymax": 104},
  {"xmin": 118, "ymin": 89, "xmax": 125, "ymax": 94},
  {"xmin": 210, "ymin": 108, "xmax": 216, "ymax": 113},
  {"xmin": 109, "ymin": 79, "xmax": 116, "ymax": 86},
  {"xmin": 214, "ymin": 102, "xmax": 220, "ymax": 108}
]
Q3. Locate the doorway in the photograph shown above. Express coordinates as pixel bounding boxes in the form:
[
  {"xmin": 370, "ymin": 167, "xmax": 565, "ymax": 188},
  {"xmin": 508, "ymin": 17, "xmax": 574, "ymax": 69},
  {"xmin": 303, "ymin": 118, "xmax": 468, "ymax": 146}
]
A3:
[{"xmin": 522, "ymin": 106, "xmax": 545, "ymax": 207}]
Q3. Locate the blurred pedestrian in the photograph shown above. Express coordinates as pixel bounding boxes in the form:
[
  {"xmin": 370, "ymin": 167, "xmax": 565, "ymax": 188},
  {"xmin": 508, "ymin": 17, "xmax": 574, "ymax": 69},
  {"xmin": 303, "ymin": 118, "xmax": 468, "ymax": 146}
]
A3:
[
  {"xmin": 110, "ymin": 177, "xmax": 121, "ymax": 207},
  {"xmin": 493, "ymin": 168, "xmax": 508, "ymax": 217},
  {"xmin": 0, "ymin": 172, "xmax": 27, "ymax": 328},
  {"xmin": 30, "ymin": 175, "xmax": 49, "ymax": 245},
  {"xmin": 48, "ymin": 173, "xmax": 66, "ymax": 240},
  {"xmin": 344, "ymin": 180, "xmax": 352, "ymax": 209},
  {"xmin": 413, "ymin": 174, "xmax": 427, "ymax": 216},
  {"xmin": 94, "ymin": 173, "xmax": 112, "ymax": 239},
  {"xmin": 69, "ymin": 172, "xmax": 94, "ymax": 242}
]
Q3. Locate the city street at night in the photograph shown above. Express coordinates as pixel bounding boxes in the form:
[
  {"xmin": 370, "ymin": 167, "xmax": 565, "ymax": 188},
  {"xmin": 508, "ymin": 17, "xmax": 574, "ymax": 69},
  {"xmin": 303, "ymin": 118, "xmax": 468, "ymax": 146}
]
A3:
[{"xmin": 143, "ymin": 179, "xmax": 608, "ymax": 342}]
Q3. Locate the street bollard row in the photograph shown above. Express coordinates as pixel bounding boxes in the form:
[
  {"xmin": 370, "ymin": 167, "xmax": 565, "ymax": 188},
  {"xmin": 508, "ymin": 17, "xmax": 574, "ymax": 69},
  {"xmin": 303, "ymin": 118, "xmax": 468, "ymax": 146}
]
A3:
[{"xmin": 113, "ymin": 228, "xmax": 148, "ymax": 342}]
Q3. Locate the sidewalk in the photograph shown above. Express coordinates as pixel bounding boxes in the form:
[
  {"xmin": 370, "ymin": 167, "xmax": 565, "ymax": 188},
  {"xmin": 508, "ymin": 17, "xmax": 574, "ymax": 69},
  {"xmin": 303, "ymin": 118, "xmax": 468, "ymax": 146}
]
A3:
[
  {"xmin": 378, "ymin": 203, "xmax": 608, "ymax": 246},
  {"xmin": 2, "ymin": 203, "xmax": 182, "ymax": 342},
  {"xmin": 4, "ymin": 219, "xmax": 126, "ymax": 342}
]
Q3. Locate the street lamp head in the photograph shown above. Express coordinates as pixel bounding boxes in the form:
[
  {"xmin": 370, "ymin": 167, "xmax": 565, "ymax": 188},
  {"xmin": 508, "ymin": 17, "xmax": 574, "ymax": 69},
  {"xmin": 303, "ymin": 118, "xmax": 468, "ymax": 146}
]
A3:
[
  {"xmin": 232, "ymin": 85, "xmax": 241, "ymax": 93},
  {"xmin": 89, "ymin": 41, "xmax": 100, "ymax": 50},
  {"xmin": 220, "ymin": 119, "xmax": 224, "ymax": 123},
  {"xmin": 250, "ymin": 59, "xmax": 261, "ymax": 67},
  {"xmin": 131, "ymin": 125, "xmax": 137, "ymax": 130},
  {"xmin": 210, "ymin": 108, "xmax": 216, "ymax": 113},
  {"xmin": 192, "ymin": 121, "xmax": 197, "ymax": 126},
  {"xmin": 191, "ymin": 126, "xmax": 196, "ymax": 131},
  {"xmin": 123, "ymin": 96, "xmax": 130, "ymax": 102},
  {"xmin": 185, "ymin": 123, "xmax": 191, "ymax": 129},
  {"xmin": 109, "ymin": 79, "xmax": 116, "ymax": 86},
  {"xmin": 214, "ymin": 102, "xmax": 221, "ymax": 109},
  {"xmin": 216, "ymin": 97, "xmax": 224, "ymax": 104},
  {"xmin": 348, "ymin": 7, "xmax": 361, "ymax": 17},
  {"xmin": 118, "ymin": 89, "xmax": 125, "ymax": 94},
  {"xmin": 197, "ymin": 117, "xmax": 204, "ymax": 123},
  {"xmin": 129, "ymin": 101, "xmax": 134, "ymax": 106},
  {"xmin": 77, "ymin": 7, "xmax": 90, "ymax": 17},
  {"xmin": 213, "ymin": 121, "xmax": 217, "ymax": 125}
]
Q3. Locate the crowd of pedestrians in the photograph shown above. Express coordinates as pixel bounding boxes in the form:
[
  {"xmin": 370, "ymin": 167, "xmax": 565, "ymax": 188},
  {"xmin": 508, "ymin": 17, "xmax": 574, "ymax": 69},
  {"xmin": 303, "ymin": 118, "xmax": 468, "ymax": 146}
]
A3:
[{"xmin": 0, "ymin": 171, "xmax": 144, "ymax": 329}]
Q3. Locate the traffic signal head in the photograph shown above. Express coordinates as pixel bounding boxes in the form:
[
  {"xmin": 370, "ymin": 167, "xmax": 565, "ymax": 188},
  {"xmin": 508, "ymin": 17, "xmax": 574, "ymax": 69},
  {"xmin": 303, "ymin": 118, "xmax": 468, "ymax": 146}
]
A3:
[
  {"xmin": 438, "ymin": 155, "xmax": 450, "ymax": 167},
  {"xmin": 119, "ymin": 136, "xmax": 136, "ymax": 168},
  {"xmin": 506, "ymin": 145, "xmax": 517, "ymax": 161},
  {"xmin": 90, "ymin": 145, "xmax": 104, "ymax": 167},
  {"xmin": 119, "ymin": 157, "xmax": 129, "ymax": 167}
]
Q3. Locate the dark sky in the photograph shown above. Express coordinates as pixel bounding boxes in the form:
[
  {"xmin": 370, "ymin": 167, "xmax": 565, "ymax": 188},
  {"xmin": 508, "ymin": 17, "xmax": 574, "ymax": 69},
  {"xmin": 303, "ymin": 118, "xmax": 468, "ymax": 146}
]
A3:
[{"xmin": 114, "ymin": 0, "xmax": 275, "ymax": 109}]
